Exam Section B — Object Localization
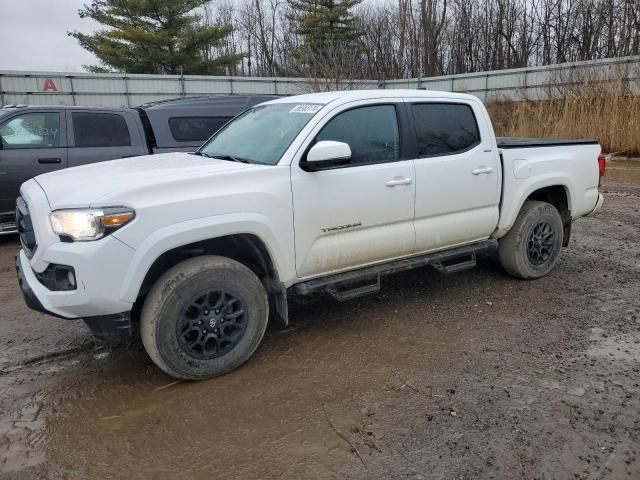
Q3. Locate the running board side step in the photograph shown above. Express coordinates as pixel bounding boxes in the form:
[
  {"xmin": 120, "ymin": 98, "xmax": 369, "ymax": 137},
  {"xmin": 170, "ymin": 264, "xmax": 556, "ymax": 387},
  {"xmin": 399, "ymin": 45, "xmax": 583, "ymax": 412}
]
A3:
[
  {"xmin": 292, "ymin": 240, "xmax": 495, "ymax": 300},
  {"xmin": 431, "ymin": 253, "xmax": 476, "ymax": 274},
  {"xmin": 326, "ymin": 275, "xmax": 381, "ymax": 302}
]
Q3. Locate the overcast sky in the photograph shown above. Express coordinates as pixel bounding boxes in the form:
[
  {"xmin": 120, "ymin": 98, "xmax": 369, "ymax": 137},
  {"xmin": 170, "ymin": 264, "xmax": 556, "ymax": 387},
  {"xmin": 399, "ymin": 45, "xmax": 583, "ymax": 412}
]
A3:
[{"xmin": 0, "ymin": 0, "xmax": 100, "ymax": 72}]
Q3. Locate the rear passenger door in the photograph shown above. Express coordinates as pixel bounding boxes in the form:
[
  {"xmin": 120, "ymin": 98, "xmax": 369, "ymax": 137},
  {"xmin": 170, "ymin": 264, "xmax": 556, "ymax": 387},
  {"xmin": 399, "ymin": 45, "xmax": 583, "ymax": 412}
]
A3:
[
  {"xmin": 67, "ymin": 110, "xmax": 147, "ymax": 167},
  {"xmin": 0, "ymin": 110, "xmax": 67, "ymax": 213},
  {"xmin": 408, "ymin": 100, "xmax": 501, "ymax": 253}
]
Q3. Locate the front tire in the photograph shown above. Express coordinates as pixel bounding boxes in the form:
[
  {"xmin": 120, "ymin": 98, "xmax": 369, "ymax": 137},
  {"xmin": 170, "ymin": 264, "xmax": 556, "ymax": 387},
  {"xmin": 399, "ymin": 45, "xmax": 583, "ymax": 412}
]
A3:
[
  {"xmin": 498, "ymin": 200, "xmax": 564, "ymax": 279},
  {"xmin": 140, "ymin": 255, "xmax": 268, "ymax": 380}
]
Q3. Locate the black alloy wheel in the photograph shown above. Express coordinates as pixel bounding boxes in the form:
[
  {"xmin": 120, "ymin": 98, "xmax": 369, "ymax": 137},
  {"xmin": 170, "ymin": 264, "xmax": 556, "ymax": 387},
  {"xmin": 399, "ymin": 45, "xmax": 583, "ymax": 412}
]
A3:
[
  {"xmin": 177, "ymin": 289, "xmax": 248, "ymax": 360},
  {"xmin": 526, "ymin": 221, "xmax": 556, "ymax": 265}
]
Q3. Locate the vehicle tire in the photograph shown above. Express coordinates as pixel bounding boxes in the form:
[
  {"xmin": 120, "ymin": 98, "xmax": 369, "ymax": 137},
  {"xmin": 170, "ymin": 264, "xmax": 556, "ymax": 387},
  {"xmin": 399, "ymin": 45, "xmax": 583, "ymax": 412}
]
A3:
[
  {"xmin": 140, "ymin": 255, "xmax": 268, "ymax": 380},
  {"xmin": 498, "ymin": 200, "xmax": 564, "ymax": 280}
]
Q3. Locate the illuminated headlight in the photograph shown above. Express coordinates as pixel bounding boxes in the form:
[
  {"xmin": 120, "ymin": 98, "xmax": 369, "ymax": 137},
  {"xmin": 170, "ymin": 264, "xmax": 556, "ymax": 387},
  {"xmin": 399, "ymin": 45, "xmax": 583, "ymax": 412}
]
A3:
[{"xmin": 50, "ymin": 207, "xmax": 135, "ymax": 241}]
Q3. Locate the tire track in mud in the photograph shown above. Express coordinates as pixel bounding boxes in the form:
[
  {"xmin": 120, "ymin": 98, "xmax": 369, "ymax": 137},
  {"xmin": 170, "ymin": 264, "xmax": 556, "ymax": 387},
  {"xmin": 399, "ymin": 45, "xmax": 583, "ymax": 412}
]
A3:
[{"xmin": 0, "ymin": 343, "xmax": 94, "ymax": 376}]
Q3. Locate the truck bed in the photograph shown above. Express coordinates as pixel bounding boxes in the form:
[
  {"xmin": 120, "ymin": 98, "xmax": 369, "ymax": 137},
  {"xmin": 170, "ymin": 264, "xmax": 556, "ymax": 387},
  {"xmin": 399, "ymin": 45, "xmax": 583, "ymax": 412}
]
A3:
[
  {"xmin": 496, "ymin": 139, "xmax": 601, "ymax": 237},
  {"xmin": 497, "ymin": 137, "xmax": 599, "ymax": 149}
]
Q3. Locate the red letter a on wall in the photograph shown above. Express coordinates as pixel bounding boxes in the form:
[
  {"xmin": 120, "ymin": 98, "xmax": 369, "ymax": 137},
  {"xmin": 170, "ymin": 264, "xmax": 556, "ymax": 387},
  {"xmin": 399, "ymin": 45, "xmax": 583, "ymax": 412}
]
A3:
[{"xmin": 42, "ymin": 78, "xmax": 58, "ymax": 92}]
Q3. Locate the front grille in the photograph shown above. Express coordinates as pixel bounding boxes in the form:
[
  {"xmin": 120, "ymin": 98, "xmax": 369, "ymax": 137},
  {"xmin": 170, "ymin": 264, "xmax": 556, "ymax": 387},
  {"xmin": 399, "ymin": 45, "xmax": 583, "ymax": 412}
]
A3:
[{"xmin": 16, "ymin": 197, "xmax": 37, "ymax": 258}]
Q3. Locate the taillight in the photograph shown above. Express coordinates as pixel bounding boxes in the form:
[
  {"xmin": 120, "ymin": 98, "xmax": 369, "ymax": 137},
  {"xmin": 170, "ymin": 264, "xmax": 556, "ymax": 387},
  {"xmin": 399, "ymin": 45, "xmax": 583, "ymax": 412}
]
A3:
[{"xmin": 598, "ymin": 153, "xmax": 606, "ymax": 177}]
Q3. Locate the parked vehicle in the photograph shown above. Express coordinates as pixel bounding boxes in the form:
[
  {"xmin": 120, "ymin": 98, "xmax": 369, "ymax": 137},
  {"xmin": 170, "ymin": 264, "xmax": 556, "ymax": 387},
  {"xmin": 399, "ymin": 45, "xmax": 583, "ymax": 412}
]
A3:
[
  {"xmin": 0, "ymin": 95, "xmax": 276, "ymax": 233},
  {"xmin": 15, "ymin": 90, "xmax": 605, "ymax": 380}
]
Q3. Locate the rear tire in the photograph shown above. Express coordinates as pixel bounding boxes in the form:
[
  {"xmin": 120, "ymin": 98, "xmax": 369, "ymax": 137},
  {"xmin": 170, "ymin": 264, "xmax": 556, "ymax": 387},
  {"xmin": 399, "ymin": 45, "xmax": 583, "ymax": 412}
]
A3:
[
  {"xmin": 498, "ymin": 200, "xmax": 563, "ymax": 279},
  {"xmin": 140, "ymin": 255, "xmax": 268, "ymax": 380}
]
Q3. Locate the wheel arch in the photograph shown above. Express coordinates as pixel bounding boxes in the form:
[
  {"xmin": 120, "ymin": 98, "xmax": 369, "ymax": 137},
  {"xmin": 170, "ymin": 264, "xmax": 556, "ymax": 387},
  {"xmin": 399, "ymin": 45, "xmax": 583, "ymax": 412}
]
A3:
[
  {"xmin": 138, "ymin": 233, "xmax": 278, "ymax": 296},
  {"xmin": 525, "ymin": 185, "xmax": 572, "ymax": 246},
  {"xmin": 129, "ymin": 232, "xmax": 289, "ymax": 326},
  {"xmin": 496, "ymin": 178, "xmax": 574, "ymax": 245},
  {"xmin": 117, "ymin": 213, "xmax": 293, "ymax": 325}
]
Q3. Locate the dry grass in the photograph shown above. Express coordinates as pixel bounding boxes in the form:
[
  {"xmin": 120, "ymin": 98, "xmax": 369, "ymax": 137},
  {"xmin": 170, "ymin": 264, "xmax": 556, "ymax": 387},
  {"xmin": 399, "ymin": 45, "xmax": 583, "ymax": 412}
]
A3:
[
  {"xmin": 487, "ymin": 97, "xmax": 640, "ymax": 155},
  {"xmin": 486, "ymin": 77, "xmax": 640, "ymax": 155}
]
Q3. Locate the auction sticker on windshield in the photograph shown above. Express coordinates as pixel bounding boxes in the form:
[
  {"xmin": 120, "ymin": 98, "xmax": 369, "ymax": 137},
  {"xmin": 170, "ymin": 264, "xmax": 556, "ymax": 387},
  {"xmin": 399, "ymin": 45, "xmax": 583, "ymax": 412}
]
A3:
[{"xmin": 290, "ymin": 104, "xmax": 322, "ymax": 114}]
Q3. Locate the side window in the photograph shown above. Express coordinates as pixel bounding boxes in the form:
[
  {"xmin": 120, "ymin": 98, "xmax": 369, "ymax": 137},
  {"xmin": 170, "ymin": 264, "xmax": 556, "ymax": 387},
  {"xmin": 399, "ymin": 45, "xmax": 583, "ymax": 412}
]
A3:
[
  {"xmin": 0, "ymin": 112, "xmax": 61, "ymax": 149},
  {"xmin": 412, "ymin": 103, "xmax": 480, "ymax": 156},
  {"xmin": 315, "ymin": 105, "xmax": 400, "ymax": 165},
  {"xmin": 169, "ymin": 117, "xmax": 231, "ymax": 142},
  {"xmin": 72, "ymin": 112, "xmax": 131, "ymax": 147}
]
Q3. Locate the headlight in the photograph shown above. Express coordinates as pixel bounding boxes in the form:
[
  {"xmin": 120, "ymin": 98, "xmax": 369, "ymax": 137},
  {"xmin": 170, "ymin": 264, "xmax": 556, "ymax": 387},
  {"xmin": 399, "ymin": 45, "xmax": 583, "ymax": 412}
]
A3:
[{"xmin": 50, "ymin": 207, "xmax": 135, "ymax": 241}]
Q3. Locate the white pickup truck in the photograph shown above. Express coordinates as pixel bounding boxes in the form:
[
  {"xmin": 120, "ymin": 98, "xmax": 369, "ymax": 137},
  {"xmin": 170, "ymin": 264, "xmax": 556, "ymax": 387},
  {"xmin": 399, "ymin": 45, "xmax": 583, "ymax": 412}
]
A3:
[{"xmin": 15, "ymin": 90, "xmax": 605, "ymax": 380}]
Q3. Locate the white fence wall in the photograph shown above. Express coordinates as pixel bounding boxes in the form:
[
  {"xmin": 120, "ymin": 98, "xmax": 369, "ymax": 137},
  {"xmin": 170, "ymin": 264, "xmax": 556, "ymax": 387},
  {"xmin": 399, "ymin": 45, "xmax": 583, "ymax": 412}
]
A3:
[
  {"xmin": 386, "ymin": 55, "xmax": 640, "ymax": 102},
  {"xmin": 1, "ymin": 55, "xmax": 638, "ymax": 107}
]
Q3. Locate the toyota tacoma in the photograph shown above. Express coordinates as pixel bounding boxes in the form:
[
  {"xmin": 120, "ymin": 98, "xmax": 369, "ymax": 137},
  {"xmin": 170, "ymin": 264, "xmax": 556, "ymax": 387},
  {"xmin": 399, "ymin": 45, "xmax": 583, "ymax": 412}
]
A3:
[{"xmin": 15, "ymin": 90, "xmax": 605, "ymax": 380}]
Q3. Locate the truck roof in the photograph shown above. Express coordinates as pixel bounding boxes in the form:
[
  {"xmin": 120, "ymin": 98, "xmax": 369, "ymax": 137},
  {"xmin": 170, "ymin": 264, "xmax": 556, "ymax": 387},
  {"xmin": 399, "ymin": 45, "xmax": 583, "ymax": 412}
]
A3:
[
  {"xmin": 0, "ymin": 104, "xmax": 136, "ymax": 113},
  {"xmin": 264, "ymin": 89, "xmax": 480, "ymax": 106},
  {"xmin": 1, "ymin": 95, "xmax": 278, "ymax": 114},
  {"xmin": 140, "ymin": 95, "xmax": 277, "ymax": 114}
]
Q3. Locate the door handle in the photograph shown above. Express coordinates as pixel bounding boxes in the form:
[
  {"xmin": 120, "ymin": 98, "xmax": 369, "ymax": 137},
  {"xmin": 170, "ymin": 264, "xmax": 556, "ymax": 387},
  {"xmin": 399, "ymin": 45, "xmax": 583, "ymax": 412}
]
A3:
[
  {"xmin": 385, "ymin": 177, "xmax": 413, "ymax": 187},
  {"xmin": 472, "ymin": 166, "xmax": 493, "ymax": 175},
  {"xmin": 38, "ymin": 158, "xmax": 62, "ymax": 164}
]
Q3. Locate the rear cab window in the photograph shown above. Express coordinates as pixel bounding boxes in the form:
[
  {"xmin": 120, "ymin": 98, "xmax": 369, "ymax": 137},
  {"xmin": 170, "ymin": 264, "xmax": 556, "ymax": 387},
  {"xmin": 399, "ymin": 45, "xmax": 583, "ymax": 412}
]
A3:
[
  {"xmin": 71, "ymin": 112, "xmax": 131, "ymax": 147},
  {"xmin": 168, "ymin": 117, "xmax": 231, "ymax": 142},
  {"xmin": 411, "ymin": 103, "xmax": 480, "ymax": 157}
]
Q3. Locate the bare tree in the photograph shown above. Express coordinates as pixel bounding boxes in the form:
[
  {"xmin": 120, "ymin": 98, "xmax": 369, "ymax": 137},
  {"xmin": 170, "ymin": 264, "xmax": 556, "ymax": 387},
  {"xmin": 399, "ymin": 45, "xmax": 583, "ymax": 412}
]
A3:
[{"xmin": 198, "ymin": 0, "xmax": 640, "ymax": 81}]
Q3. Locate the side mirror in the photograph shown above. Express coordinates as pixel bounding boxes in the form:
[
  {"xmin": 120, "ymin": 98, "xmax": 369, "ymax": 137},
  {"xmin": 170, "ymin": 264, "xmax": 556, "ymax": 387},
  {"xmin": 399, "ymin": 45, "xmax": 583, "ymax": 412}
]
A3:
[{"xmin": 302, "ymin": 141, "xmax": 351, "ymax": 171}]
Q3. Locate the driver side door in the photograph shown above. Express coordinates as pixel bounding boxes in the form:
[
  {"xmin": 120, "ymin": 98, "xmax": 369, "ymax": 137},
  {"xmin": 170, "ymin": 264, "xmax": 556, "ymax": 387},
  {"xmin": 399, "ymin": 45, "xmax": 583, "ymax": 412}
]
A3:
[
  {"xmin": 291, "ymin": 102, "xmax": 416, "ymax": 279},
  {"xmin": 0, "ymin": 110, "xmax": 67, "ymax": 214}
]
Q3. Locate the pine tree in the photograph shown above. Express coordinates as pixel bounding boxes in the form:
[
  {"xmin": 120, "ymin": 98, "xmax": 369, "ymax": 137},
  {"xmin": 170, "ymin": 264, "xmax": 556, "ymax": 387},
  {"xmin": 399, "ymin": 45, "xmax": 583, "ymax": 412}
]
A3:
[
  {"xmin": 288, "ymin": 0, "xmax": 363, "ymax": 73},
  {"xmin": 69, "ymin": 0, "xmax": 244, "ymax": 74}
]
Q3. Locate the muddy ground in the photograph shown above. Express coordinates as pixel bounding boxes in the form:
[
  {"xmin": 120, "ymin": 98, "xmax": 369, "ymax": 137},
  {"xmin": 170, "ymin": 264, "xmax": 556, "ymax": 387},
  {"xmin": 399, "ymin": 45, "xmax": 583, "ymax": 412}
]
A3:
[{"xmin": 1, "ymin": 161, "xmax": 639, "ymax": 479}]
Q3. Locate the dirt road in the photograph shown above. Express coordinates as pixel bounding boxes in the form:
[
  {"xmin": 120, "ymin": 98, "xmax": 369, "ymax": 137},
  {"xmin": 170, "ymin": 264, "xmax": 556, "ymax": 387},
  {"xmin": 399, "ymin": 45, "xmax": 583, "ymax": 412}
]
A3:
[{"xmin": 1, "ymin": 163, "xmax": 639, "ymax": 479}]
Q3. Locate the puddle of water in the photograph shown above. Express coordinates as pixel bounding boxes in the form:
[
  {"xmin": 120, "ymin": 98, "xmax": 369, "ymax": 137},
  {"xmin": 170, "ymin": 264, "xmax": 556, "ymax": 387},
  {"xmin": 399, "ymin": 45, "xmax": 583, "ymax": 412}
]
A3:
[{"xmin": 605, "ymin": 158, "xmax": 640, "ymax": 185}]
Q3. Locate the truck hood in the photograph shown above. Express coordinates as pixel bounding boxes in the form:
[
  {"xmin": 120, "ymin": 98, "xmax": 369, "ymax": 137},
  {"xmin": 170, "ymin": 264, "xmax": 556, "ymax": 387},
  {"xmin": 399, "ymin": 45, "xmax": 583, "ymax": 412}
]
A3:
[{"xmin": 34, "ymin": 152, "xmax": 253, "ymax": 209}]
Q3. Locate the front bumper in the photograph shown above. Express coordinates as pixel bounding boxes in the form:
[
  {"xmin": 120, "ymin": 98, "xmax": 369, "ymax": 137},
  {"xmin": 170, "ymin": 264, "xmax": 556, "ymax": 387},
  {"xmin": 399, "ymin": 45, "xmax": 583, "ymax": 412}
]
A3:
[
  {"xmin": 16, "ymin": 249, "xmax": 136, "ymax": 342},
  {"xmin": 15, "ymin": 238, "xmax": 136, "ymax": 319},
  {"xmin": 16, "ymin": 250, "xmax": 73, "ymax": 319},
  {"xmin": 15, "ymin": 253, "xmax": 65, "ymax": 318}
]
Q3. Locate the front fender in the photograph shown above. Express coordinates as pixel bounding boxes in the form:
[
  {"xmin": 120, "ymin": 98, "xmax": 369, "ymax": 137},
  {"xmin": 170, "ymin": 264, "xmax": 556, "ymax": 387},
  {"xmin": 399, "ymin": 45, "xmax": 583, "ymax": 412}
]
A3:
[{"xmin": 116, "ymin": 212, "xmax": 293, "ymax": 303}]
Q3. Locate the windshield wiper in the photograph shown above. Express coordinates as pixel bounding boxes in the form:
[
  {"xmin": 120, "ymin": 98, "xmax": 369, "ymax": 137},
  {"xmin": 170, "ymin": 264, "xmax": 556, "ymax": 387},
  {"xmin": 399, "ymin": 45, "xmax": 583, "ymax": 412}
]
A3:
[{"xmin": 205, "ymin": 153, "xmax": 252, "ymax": 164}]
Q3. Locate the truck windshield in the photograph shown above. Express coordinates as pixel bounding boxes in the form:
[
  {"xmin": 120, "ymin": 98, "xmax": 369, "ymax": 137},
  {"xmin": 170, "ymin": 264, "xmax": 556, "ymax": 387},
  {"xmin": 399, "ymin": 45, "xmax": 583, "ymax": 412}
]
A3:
[{"xmin": 198, "ymin": 103, "xmax": 322, "ymax": 165}]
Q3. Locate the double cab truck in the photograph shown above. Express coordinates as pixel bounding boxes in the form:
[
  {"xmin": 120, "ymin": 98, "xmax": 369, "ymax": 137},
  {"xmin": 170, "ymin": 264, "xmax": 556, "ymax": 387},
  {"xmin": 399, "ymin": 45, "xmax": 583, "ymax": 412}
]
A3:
[
  {"xmin": 15, "ymin": 90, "xmax": 605, "ymax": 380},
  {"xmin": 0, "ymin": 95, "xmax": 276, "ymax": 234}
]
